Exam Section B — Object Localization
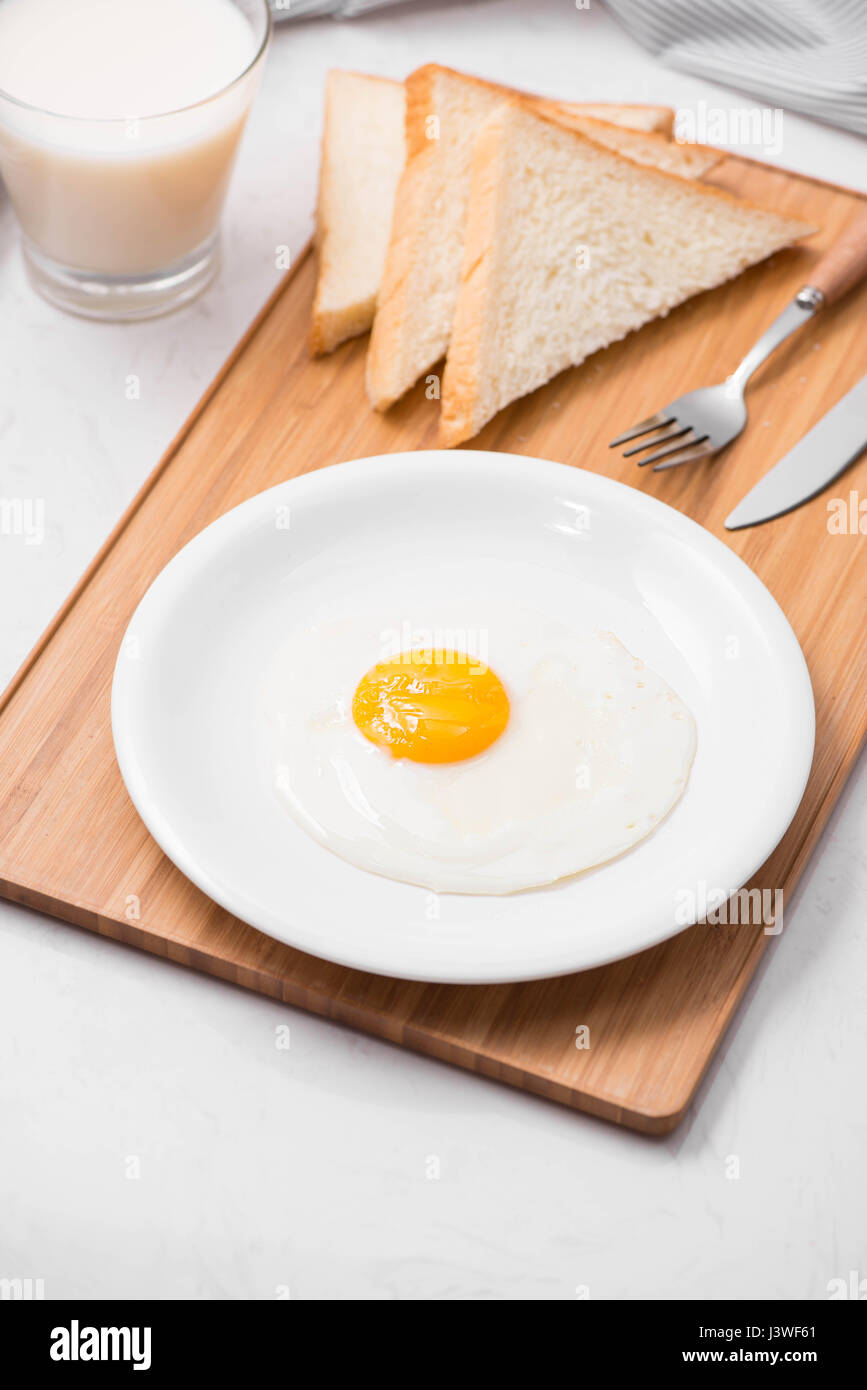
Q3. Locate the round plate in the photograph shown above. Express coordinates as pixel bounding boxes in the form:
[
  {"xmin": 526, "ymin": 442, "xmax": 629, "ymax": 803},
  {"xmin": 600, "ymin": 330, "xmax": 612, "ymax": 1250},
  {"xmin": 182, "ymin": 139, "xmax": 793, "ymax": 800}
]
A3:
[{"xmin": 111, "ymin": 451, "xmax": 814, "ymax": 983}]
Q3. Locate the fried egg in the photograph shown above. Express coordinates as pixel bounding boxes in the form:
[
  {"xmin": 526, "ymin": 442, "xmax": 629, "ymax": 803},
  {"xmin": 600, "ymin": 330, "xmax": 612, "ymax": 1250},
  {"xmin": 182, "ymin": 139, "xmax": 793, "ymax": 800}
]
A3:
[{"xmin": 264, "ymin": 611, "xmax": 696, "ymax": 894}]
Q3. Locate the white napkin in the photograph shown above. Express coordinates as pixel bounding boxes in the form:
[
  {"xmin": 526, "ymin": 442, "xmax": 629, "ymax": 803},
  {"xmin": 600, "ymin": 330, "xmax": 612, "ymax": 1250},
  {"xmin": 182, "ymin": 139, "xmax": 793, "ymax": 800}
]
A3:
[{"xmin": 605, "ymin": 0, "xmax": 867, "ymax": 136}]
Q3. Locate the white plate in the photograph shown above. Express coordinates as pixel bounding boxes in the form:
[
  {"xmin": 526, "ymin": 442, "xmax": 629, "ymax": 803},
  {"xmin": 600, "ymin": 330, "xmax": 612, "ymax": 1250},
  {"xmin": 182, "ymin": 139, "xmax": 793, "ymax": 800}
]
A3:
[{"xmin": 111, "ymin": 451, "xmax": 814, "ymax": 984}]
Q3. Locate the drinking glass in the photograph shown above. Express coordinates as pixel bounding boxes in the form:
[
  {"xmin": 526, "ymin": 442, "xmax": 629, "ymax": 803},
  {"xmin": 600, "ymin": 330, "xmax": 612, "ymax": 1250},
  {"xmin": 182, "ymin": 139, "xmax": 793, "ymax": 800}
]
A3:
[{"xmin": 0, "ymin": 0, "xmax": 271, "ymax": 319}]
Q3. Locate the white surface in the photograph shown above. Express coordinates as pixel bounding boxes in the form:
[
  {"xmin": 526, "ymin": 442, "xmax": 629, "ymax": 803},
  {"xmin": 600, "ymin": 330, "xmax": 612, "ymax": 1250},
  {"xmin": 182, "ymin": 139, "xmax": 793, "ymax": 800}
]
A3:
[
  {"xmin": 0, "ymin": 0, "xmax": 864, "ymax": 1299},
  {"xmin": 112, "ymin": 452, "xmax": 811, "ymax": 978}
]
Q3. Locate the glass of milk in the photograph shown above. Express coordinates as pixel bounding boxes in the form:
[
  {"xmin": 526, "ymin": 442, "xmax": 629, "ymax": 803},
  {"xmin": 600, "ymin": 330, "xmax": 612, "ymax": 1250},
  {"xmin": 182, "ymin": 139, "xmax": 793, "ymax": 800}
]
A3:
[{"xmin": 0, "ymin": 0, "xmax": 271, "ymax": 319}]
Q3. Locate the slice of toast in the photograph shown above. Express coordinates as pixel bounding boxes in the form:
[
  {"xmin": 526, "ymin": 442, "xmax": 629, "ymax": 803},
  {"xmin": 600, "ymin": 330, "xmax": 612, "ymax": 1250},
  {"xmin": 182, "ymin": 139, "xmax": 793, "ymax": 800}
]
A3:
[
  {"xmin": 568, "ymin": 101, "xmax": 673, "ymax": 135},
  {"xmin": 439, "ymin": 102, "xmax": 815, "ymax": 447},
  {"xmin": 533, "ymin": 101, "xmax": 718, "ymax": 178},
  {"xmin": 366, "ymin": 65, "xmax": 719, "ymax": 403},
  {"xmin": 310, "ymin": 71, "xmax": 406, "ymax": 356}
]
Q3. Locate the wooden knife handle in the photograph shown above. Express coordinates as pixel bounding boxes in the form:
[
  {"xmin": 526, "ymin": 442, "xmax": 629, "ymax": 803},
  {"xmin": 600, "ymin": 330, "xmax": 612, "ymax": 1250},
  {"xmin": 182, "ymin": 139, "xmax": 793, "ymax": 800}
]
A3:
[{"xmin": 809, "ymin": 204, "xmax": 867, "ymax": 307}]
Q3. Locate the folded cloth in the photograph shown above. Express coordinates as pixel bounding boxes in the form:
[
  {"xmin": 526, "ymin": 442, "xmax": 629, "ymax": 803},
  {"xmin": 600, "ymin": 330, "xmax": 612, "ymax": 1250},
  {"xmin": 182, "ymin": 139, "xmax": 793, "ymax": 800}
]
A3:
[{"xmin": 604, "ymin": 0, "xmax": 867, "ymax": 136}]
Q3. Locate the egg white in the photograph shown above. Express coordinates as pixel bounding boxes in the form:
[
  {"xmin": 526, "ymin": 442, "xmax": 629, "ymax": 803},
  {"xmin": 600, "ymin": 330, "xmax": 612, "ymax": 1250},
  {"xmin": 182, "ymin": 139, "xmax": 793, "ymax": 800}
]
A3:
[{"xmin": 263, "ymin": 610, "xmax": 697, "ymax": 894}]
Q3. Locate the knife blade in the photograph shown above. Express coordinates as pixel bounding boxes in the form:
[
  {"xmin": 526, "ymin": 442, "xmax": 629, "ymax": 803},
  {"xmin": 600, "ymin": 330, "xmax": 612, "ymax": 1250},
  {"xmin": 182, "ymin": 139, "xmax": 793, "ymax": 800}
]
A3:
[{"xmin": 725, "ymin": 373, "xmax": 867, "ymax": 530}]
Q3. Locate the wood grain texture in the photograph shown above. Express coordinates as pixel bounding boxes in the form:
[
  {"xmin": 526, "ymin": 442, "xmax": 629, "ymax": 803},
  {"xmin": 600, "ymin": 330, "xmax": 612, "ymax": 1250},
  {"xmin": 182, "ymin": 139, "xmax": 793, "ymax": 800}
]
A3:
[{"xmin": 1, "ymin": 156, "xmax": 865, "ymax": 1134}]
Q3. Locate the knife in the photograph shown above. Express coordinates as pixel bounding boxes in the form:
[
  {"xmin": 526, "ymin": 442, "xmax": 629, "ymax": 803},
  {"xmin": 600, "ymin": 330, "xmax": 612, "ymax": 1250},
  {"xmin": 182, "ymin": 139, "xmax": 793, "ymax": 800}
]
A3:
[{"xmin": 725, "ymin": 373, "xmax": 867, "ymax": 530}]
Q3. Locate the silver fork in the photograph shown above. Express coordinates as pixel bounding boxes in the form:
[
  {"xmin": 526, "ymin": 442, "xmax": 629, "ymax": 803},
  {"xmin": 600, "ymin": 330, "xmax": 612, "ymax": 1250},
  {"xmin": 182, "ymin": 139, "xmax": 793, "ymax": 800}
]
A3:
[{"xmin": 609, "ymin": 208, "xmax": 867, "ymax": 470}]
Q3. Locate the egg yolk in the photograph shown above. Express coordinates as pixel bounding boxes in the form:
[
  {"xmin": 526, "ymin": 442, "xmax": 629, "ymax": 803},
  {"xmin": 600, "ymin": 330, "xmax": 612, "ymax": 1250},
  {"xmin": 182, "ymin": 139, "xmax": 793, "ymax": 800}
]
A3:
[{"xmin": 352, "ymin": 649, "xmax": 510, "ymax": 764}]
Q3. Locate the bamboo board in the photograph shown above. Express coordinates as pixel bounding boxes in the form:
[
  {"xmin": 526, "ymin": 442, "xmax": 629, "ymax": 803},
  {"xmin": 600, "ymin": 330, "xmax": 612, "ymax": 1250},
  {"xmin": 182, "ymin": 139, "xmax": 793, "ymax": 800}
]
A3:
[{"xmin": 1, "ymin": 155, "xmax": 865, "ymax": 1134}]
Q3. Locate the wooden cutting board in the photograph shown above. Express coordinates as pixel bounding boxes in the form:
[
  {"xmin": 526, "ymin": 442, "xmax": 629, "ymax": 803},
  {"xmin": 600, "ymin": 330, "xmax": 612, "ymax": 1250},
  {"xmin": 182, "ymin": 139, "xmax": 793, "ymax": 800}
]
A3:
[{"xmin": 1, "ymin": 154, "xmax": 865, "ymax": 1134}]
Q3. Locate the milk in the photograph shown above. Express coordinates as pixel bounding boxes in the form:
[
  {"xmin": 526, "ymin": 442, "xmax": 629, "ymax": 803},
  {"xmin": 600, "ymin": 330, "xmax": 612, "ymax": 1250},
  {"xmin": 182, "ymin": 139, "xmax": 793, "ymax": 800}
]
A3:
[{"xmin": 0, "ymin": 0, "xmax": 266, "ymax": 287}]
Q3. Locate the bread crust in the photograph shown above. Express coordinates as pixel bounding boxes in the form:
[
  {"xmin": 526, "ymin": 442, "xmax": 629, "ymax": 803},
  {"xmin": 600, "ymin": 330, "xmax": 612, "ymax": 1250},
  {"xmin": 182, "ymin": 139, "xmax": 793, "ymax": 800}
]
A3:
[
  {"xmin": 365, "ymin": 123, "xmax": 437, "ymax": 406},
  {"xmin": 408, "ymin": 65, "xmax": 674, "ymax": 141},
  {"xmin": 309, "ymin": 69, "xmax": 338, "ymax": 355},
  {"xmin": 438, "ymin": 113, "xmax": 505, "ymax": 447}
]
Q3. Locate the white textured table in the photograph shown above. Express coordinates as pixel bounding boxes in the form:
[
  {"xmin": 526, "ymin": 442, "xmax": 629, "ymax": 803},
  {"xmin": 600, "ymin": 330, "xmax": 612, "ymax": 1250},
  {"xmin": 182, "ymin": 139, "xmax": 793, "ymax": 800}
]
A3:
[{"xmin": 0, "ymin": 1, "xmax": 864, "ymax": 1301}]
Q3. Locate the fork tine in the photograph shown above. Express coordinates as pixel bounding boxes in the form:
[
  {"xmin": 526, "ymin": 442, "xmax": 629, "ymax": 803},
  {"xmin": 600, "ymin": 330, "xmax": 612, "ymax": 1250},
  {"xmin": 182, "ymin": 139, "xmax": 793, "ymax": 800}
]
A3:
[
  {"xmin": 637, "ymin": 432, "xmax": 704, "ymax": 467},
  {"xmin": 609, "ymin": 411, "xmax": 674, "ymax": 448},
  {"xmin": 624, "ymin": 422, "xmax": 692, "ymax": 458},
  {"xmin": 652, "ymin": 441, "xmax": 715, "ymax": 471}
]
